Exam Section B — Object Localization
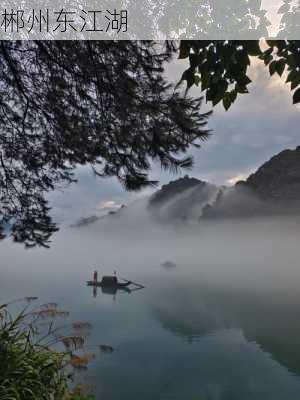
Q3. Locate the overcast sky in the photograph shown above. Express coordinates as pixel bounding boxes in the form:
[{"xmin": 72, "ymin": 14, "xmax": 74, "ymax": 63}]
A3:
[{"xmin": 49, "ymin": 56, "xmax": 300, "ymax": 224}]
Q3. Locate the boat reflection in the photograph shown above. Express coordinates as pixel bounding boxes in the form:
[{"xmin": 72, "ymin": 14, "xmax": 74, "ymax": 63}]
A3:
[{"xmin": 91, "ymin": 284, "xmax": 132, "ymax": 300}]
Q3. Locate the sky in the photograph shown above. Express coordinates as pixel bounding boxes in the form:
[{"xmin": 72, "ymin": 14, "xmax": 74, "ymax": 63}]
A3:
[{"xmin": 49, "ymin": 55, "xmax": 300, "ymax": 224}]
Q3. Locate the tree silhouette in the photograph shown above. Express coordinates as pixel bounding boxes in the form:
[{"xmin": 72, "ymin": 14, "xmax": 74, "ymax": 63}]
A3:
[
  {"xmin": 277, "ymin": 0, "xmax": 300, "ymax": 38},
  {"xmin": 179, "ymin": 40, "xmax": 300, "ymax": 109},
  {"xmin": 0, "ymin": 40, "xmax": 211, "ymax": 247}
]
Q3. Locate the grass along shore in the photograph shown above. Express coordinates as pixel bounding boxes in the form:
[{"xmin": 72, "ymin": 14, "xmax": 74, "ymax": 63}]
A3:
[{"xmin": 0, "ymin": 300, "xmax": 97, "ymax": 400}]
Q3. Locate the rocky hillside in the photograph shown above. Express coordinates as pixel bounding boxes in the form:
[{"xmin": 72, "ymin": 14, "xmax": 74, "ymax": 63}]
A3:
[
  {"xmin": 202, "ymin": 146, "xmax": 300, "ymax": 219},
  {"xmin": 149, "ymin": 176, "xmax": 204, "ymax": 206},
  {"xmin": 148, "ymin": 175, "xmax": 218, "ymax": 222},
  {"xmin": 246, "ymin": 146, "xmax": 300, "ymax": 203}
]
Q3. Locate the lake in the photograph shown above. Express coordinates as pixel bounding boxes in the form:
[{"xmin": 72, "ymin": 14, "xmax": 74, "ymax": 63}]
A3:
[{"xmin": 1, "ymin": 215, "xmax": 300, "ymax": 400}]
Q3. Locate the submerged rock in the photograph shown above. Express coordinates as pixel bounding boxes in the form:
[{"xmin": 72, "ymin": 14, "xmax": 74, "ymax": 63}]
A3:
[{"xmin": 161, "ymin": 261, "xmax": 177, "ymax": 269}]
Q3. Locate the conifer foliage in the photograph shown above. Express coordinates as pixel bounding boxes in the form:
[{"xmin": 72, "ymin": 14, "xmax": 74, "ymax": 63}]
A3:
[{"xmin": 0, "ymin": 41, "xmax": 211, "ymax": 247}]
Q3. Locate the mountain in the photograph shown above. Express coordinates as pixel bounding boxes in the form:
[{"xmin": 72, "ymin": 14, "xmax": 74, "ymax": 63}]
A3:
[
  {"xmin": 246, "ymin": 146, "xmax": 300, "ymax": 203},
  {"xmin": 70, "ymin": 215, "xmax": 99, "ymax": 228},
  {"xmin": 71, "ymin": 146, "xmax": 300, "ymax": 227},
  {"xmin": 202, "ymin": 146, "xmax": 300, "ymax": 219},
  {"xmin": 148, "ymin": 175, "xmax": 218, "ymax": 222},
  {"xmin": 71, "ymin": 205, "xmax": 127, "ymax": 228}
]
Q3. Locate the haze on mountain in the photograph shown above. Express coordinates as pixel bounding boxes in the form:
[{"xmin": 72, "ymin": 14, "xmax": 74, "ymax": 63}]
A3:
[{"xmin": 71, "ymin": 145, "xmax": 300, "ymax": 228}]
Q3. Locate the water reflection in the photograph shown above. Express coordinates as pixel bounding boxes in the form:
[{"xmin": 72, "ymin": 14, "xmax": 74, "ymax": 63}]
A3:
[
  {"xmin": 1, "ymin": 217, "xmax": 300, "ymax": 399},
  {"xmin": 151, "ymin": 276, "xmax": 300, "ymax": 377},
  {"xmin": 90, "ymin": 283, "xmax": 132, "ymax": 300}
]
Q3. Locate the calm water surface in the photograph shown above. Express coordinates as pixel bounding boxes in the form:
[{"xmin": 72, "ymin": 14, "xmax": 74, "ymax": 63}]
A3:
[{"xmin": 1, "ymin": 217, "xmax": 300, "ymax": 399}]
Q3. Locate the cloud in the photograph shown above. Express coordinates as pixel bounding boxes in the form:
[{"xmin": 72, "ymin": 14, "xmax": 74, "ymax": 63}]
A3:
[
  {"xmin": 226, "ymin": 173, "xmax": 250, "ymax": 186},
  {"xmin": 96, "ymin": 200, "xmax": 122, "ymax": 210},
  {"xmin": 164, "ymin": 57, "xmax": 300, "ymax": 186},
  {"xmin": 49, "ymin": 55, "xmax": 300, "ymax": 221}
]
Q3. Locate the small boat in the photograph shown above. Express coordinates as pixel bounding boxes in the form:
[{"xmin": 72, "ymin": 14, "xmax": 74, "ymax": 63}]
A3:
[
  {"xmin": 86, "ymin": 271, "xmax": 145, "ymax": 298},
  {"xmin": 87, "ymin": 275, "xmax": 132, "ymax": 288}
]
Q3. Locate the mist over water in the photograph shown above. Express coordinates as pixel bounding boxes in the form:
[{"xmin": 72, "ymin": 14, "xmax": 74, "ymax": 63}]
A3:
[{"xmin": 1, "ymin": 202, "xmax": 300, "ymax": 399}]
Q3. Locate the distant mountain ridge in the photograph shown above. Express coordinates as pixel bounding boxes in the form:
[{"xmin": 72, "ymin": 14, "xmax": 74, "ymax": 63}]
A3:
[
  {"xmin": 202, "ymin": 146, "xmax": 300, "ymax": 219},
  {"xmin": 71, "ymin": 205, "xmax": 127, "ymax": 228},
  {"xmin": 71, "ymin": 146, "xmax": 300, "ymax": 227},
  {"xmin": 245, "ymin": 146, "xmax": 300, "ymax": 203},
  {"xmin": 149, "ymin": 176, "xmax": 206, "ymax": 206},
  {"xmin": 148, "ymin": 175, "xmax": 218, "ymax": 222}
]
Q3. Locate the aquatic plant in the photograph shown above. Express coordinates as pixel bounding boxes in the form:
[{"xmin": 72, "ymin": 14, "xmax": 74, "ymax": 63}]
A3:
[
  {"xmin": 0, "ymin": 301, "xmax": 96, "ymax": 400},
  {"xmin": 0, "ymin": 304, "xmax": 67, "ymax": 399},
  {"xmin": 69, "ymin": 354, "xmax": 96, "ymax": 370},
  {"xmin": 73, "ymin": 322, "xmax": 93, "ymax": 331}
]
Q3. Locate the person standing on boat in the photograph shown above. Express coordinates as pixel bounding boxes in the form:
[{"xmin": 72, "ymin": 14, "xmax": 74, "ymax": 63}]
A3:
[
  {"xmin": 93, "ymin": 270, "xmax": 98, "ymax": 283},
  {"xmin": 113, "ymin": 270, "xmax": 118, "ymax": 284}
]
